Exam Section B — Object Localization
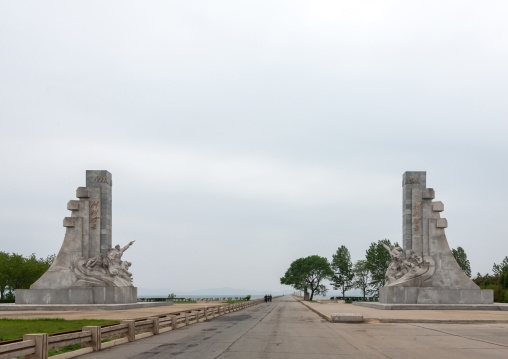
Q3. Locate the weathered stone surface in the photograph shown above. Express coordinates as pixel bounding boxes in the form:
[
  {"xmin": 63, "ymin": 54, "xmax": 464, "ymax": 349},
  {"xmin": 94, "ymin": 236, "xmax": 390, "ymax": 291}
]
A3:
[
  {"xmin": 15, "ymin": 287, "xmax": 137, "ymax": 305},
  {"xmin": 379, "ymin": 287, "xmax": 493, "ymax": 304},
  {"xmin": 432, "ymin": 201, "xmax": 444, "ymax": 212},
  {"xmin": 331, "ymin": 313, "xmax": 363, "ymax": 322},
  {"xmin": 379, "ymin": 172, "xmax": 492, "ymax": 305},
  {"xmin": 16, "ymin": 171, "xmax": 137, "ymax": 305},
  {"xmin": 67, "ymin": 200, "xmax": 80, "ymax": 211}
]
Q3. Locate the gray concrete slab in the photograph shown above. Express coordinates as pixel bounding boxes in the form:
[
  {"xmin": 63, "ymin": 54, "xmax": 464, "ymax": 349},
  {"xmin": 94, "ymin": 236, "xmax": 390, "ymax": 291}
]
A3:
[
  {"xmin": 79, "ymin": 295, "xmax": 508, "ymax": 359},
  {"xmin": 355, "ymin": 301, "xmax": 508, "ymax": 311},
  {"xmin": 0, "ymin": 301, "xmax": 173, "ymax": 311},
  {"xmin": 299, "ymin": 298, "xmax": 508, "ymax": 323}
]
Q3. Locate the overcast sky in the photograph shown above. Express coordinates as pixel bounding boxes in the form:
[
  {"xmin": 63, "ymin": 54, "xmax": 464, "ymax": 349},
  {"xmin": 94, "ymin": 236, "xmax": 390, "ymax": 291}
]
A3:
[{"xmin": 1, "ymin": 1, "xmax": 507, "ymax": 295}]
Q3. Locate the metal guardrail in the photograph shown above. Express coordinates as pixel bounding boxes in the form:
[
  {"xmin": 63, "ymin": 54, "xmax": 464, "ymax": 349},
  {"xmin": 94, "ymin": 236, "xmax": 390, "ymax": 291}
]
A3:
[{"xmin": 0, "ymin": 299, "xmax": 265, "ymax": 359}]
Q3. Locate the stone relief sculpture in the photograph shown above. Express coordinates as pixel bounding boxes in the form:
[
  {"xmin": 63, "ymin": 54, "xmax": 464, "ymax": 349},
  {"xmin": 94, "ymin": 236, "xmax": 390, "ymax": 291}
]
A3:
[
  {"xmin": 74, "ymin": 241, "xmax": 135, "ymax": 287},
  {"xmin": 381, "ymin": 241, "xmax": 429, "ymax": 286}
]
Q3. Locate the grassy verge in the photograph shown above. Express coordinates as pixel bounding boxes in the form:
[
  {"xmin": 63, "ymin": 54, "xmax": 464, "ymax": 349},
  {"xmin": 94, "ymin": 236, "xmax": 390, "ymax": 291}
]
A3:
[
  {"xmin": 174, "ymin": 300, "xmax": 197, "ymax": 304},
  {"xmin": 46, "ymin": 338, "xmax": 113, "ymax": 357},
  {"xmin": 225, "ymin": 300, "xmax": 248, "ymax": 304},
  {"xmin": 0, "ymin": 318, "xmax": 118, "ymax": 342}
]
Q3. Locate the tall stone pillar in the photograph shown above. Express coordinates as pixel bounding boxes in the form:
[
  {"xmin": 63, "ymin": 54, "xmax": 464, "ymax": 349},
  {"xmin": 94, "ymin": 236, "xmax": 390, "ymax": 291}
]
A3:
[
  {"xmin": 85, "ymin": 170, "xmax": 112, "ymax": 256},
  {"xmin": 402, "ymin": 171, "xmax": 426, "ymax": 257}
]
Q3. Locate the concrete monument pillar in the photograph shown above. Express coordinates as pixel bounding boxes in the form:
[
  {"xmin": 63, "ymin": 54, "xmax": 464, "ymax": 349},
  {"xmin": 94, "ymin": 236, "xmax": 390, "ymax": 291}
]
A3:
[
  {"xmin": 378, "ymin": 171, "xmax": 493, "ymax": 304},
  {"xmin": 15, "ymin": 171, "xmax": 137, "ymax": 304}
]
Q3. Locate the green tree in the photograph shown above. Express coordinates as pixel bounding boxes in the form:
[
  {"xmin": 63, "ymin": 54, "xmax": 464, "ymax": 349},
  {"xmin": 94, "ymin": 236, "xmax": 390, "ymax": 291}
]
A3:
[
  {"xmin": 330, "ymin": 245, "xmax": 354, "ymax": 300},
  {"xmin": 451, "ymin": 246, "xmax": 471, "ymax": 277},
  {"xmin": 493, "ymin": 256, "xmax": 508, "ymax": 276},
  {"xmin": 0, "ymin": 252, "xmax": 9, "ymax": 300},
  {"xmin": 280, "ymin": 255, "xmax": 333, "ymax": 300},
  {"xmin": 352, "ymin": 260, "xmax": 370, "ymax": 300},
  {"xmin": 0, "ymin": 253, "xmax": 54, "ymax": 299},
  {"xmin": 365, "ymin": 239, "xmax": 398, "ymax": 295}
]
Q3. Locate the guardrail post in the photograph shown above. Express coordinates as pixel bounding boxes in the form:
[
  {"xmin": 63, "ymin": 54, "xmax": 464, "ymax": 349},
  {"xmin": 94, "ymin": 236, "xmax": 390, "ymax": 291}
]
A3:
[
  {"xmin": 23, "ymin": 333, "xmax": 48, "ymax": 359},
  {"xmin": 148, "ymin": 317, "xmax": 160, "ymax": 335},
  {"xmin": 170, "ymin": 315, "xmax": 178, "ymax": 330},
  {"xmin": 121, "ymin": 320, "xmax": 136, "ymax": 342},
  {"xmin": 82, "ymin": 326, "xmax": 101, "ymax": 351},
  {"xmin": 204, "ymin": 308, "xmax": 208, "ymax": 320},
  {"xmin": 184, "ymin": 312, "xmax": 190, "ymax": 325}
]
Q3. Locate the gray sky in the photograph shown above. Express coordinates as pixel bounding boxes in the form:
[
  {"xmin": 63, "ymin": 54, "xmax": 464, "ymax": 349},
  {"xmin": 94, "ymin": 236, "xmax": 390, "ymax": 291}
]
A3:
[{"xmin": 1, "ymin": 1, "xmax": 507, "ymax": 294}]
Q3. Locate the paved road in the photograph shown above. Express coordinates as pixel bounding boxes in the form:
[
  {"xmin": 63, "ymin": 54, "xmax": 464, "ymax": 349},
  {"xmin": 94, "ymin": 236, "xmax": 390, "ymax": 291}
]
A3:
[{"xmin": 83, "ymin": 296, "xmax": 508, "ymax": 359}]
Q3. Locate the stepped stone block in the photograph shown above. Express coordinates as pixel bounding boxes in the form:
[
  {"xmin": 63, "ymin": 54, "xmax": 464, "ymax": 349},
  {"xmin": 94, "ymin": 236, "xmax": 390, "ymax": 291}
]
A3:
[
  {"xmin": 67, "ymin": 200, "xmax": 79, "ymax": 211},
  {"xmin": 432, "ymin": 201, "xmax": 444, "ymax": 212},
  {"xmin": 63, "ymin": 217, "xmax": 75, "ymax": 227}
]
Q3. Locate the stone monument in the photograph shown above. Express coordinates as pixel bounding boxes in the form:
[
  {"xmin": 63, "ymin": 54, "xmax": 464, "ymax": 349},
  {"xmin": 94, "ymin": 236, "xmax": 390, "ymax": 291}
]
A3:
[
  {"xmin": 378, "ymin": 171, "xmax": 493, "ymax": 304},
  {"xmin": 15, "ymin": 170, "xmax": 137, "ymax": 304}
]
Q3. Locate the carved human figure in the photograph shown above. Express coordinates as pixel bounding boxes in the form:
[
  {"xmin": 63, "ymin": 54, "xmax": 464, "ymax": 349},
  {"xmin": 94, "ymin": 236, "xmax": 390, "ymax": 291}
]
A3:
[
  {"xmin": 120, "ymin": 261, "xmax": 132, "ymax": 279},
  {"xmin": 407, "ymin": 250, "xmax": 423, "ymax": 267},
  {"xmin": 85, "ymin": 253, "xmax": 104, "ymax": 270},
  {"xmin": 379, "ymin": 241, "xmax": 403, "ymax": 262},
  {"xmin": 105, "ymin": 241, "xmax": 135, "ymax": 276}
]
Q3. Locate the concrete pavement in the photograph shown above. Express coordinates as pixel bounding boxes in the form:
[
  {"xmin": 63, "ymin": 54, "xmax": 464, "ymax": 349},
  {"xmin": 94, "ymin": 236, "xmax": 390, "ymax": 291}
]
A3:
[
  {"xmin": 299, "ymin": 299, "xmax": 508, "ymax": 323},
  {"xmin": 79, "ymin": 295, "xmax": 508, "ymax": 359},
  {"xmin": 0, "ymin": 302, "xmax": 225, "ymax": 321}
]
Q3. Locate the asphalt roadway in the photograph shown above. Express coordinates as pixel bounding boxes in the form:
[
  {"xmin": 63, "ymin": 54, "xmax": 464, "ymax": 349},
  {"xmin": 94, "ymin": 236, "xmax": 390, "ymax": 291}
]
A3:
[{"xmin": 83, "ymin": 296, "xmax": 508, "ymax": 359}]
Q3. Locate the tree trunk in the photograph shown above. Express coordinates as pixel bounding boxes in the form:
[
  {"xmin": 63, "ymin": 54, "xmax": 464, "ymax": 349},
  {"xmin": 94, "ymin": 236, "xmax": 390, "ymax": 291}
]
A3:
[{"xmin": 342, "ymin": 283, "xmax": 345, "ymax": 300}]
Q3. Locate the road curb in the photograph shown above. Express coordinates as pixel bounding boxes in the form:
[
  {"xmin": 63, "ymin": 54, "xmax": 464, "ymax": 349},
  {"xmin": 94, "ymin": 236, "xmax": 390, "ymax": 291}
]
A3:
[
  {"xmin": 295, "ymin": 297, "xmax": 508, "ymax": 324},
  {"xmin": 296, "ymin": 298, "xmax": 331, "ymax": 322}
]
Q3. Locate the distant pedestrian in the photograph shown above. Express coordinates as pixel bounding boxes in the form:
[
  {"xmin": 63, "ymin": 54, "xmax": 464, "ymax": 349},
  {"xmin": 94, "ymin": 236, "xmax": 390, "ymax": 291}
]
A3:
[
  {"xmin": 269, "ymin": 294, "xmax": 272, "ymax": 302},
  {"xmin": 264, "ymin": 294, "xmax": 268, "ymax": 303}
]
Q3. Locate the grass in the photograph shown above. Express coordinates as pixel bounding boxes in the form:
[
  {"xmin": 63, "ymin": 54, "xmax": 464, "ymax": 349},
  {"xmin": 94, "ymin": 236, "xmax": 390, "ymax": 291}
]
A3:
[
  {"xmin": 0, "ymin": 318, "xmax": 118, "ymax": 342},
  {"xmin": 174, "ymin": 300, "xmax": 197, "ymax": 304},
  {"xmin": 225, "ymin": 300, "xmax": 248, "ymax": 304},
  {"xmin": 48, "ymin": 343, "xmax": 82, "ymax": 356}
]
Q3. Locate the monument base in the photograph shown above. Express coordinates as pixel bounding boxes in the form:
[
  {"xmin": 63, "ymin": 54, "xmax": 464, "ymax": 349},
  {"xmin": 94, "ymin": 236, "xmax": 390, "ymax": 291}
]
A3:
[
  {"xmin": 379, "ymin": 287, "xmax": 493, "ymax": 305},
  {"xmin": 353, "ymin": 301, "xmax": 508, "ymax": 311},
  {"xmin": 0, "ymin": 301, "xmax": 174, "ymax": 311},
  {"xmin": 15, "ymin": 287, "xmax": 138, "ymax": 305}
]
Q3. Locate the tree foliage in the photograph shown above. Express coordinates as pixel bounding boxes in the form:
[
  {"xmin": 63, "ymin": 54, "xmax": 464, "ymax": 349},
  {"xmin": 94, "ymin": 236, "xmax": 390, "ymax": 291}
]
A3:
[
  {"xmin": 365, "ymin": 239, "xmax": 396, "ymax": 294},
  {"xmin": 330, "ymin": 245, "xmax": 354, "ymax": 299},
  {"xmin": 280, "ymin": 255, "xmax": 333, "ymax": 300},
  {"xmin": 473, "ymin": 256, "xmax": 508, "ymax": 303},
  {"xmin": 452, "ymin": 246, "xmax": 471, "ymax": 277},
  {"xmin": 352, "ymin": 260, "xmax": 370, "ymax": 300},
  {"xmin": 0, "ymin": 252, "xmax": 54, "ymax": 300},
  {"xmin": 493, "ymin": 256, "xmax": 508, "ymax": 276}
]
